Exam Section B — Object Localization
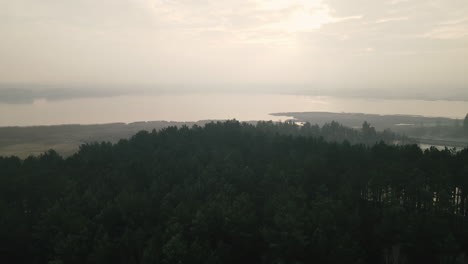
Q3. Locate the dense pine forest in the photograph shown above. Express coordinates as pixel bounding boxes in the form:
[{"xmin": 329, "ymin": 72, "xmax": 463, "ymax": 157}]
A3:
[{"xmin": 2, "ymin": 121, "xmax": 468, "ymax": 264}]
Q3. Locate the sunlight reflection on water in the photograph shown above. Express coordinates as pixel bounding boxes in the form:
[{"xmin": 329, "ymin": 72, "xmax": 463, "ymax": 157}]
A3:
[{"xmin": 1, "ymin": 93, "xmax": 467, "ymax": 126}]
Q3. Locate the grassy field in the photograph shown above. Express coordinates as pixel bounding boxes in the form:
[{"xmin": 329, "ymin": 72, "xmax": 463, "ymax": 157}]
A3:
[
  {"xmin": 0, "ymin": 143, "xmax": 78, "ymax": 159},
  {"xmin": 0, "ymin": 121, "xmax": 212, "ymax": 158}
]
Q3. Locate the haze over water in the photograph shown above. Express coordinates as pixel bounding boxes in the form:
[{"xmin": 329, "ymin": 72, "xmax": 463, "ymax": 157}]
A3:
[{"xmin": 1, "ymin": 93, "xmax": 467, "ymax": 127}]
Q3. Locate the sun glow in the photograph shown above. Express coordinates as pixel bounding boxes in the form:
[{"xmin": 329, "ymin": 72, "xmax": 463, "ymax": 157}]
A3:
[
  {"xmin": 143, "ymin": 0, "xmax": 335, "ymax": 45},
  {"xmin": 255, "ymin": 0, "xmax": 334, "ymax": 32}
]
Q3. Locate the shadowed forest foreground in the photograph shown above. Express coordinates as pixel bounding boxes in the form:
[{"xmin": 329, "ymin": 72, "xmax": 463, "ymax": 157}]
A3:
[{"xmin": 2, "ymin": 121, "xmax": 468, "ymax": 264}]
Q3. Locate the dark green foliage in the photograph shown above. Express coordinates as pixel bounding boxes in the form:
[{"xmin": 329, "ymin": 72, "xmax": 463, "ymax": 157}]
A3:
[
  {"xmin": 0, "ymin": 121, "xmax": 467, "ymax": 264},
  {"xmin": 464, "ymin": 114, "xmax": 468, "ymax": 131},
  {"xmin": 408, "ymin": 113, "xmax": 468, "ymax": 140}
]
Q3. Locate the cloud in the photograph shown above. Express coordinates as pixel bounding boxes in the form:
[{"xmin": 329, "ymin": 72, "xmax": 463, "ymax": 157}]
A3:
[
  {"xmin": 388, "ymin": 0, "xmax": 409, "ymax": 5},
  {"xmin": 421, "ymin": 17, "xmax": 468, "ymax": 39},
  {"xmin": 139, "ymin": 0, "xmax": 356, "ymax": 44},
  {"xmin": 374, "ymin": 17, "xmax": 408, "ymax": 24},
  {"xmin": 0, "ymin": 0, "xmax": 467, "ymax": 96}
]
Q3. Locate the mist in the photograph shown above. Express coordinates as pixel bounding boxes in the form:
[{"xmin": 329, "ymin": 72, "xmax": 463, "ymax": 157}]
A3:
[{"xmin": 1, "ymin": 0, "xmax": 467, "ymax": 100}]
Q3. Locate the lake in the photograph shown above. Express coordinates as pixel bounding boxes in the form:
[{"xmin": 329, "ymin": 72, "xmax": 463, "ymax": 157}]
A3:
[{"xmin": 1, "ymin": 93, "xmax": 468, "ymax": 126}]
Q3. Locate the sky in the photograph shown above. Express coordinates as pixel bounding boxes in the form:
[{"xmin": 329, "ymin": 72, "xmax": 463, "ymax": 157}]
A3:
[{"xmin": 1, "ymin": 0, "xmax": 468, "ymax": 100}]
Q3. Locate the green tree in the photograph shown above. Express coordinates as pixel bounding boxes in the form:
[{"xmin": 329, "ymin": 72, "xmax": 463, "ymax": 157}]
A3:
[
  {"xmin": 0, "ymin": 120, "xmax": 467, "ymax": 264},
  {"xmin": 464, "ymin": 113, "xmax": 468, "ymax": 132}
]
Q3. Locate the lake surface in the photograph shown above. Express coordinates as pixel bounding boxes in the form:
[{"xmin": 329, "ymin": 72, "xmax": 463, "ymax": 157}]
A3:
[{"xmin": 1, "ymin": 93, "xmax": 468, "ymax": 126}]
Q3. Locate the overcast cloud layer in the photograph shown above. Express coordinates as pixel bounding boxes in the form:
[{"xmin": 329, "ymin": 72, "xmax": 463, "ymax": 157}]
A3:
[{"xmin": 1, "ymin": 0, "xmax": 467, "ymax": 99}]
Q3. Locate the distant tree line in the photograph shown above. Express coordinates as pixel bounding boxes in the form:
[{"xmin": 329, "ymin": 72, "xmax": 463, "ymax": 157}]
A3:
[
  {"xmin": 1, "ymin": 121, "xmax": 468, "ymax": 264},
  {"xmin": 465, "ymin": 114, "xmax": 468, "ymax": 132},
  {"xmin": 255, "ymin": 120, "xmax": 415, "ymax": 145},
  {"xmin": 403, "ymin": 113, "xmax": 468, "ymax": 139}
]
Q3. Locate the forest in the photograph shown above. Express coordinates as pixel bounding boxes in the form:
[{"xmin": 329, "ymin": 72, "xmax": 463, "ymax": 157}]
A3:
[
  {"xmin": 273, "ymin": 112, "xmax": 468, "ymax": 145},
  {"xmin": 1, "ymin": 120, "xmax": 468, "ymax": 264}
]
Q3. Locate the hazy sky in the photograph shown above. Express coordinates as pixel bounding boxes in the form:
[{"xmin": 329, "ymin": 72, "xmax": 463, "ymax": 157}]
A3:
[{"xmin": 1, "ymin": 0, "xmax": 467, "ymax": 97}]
